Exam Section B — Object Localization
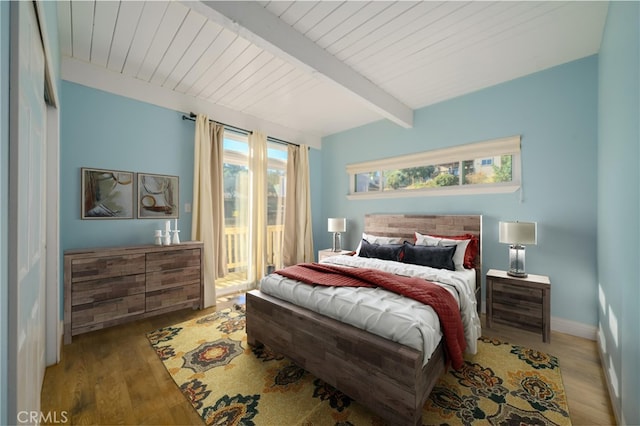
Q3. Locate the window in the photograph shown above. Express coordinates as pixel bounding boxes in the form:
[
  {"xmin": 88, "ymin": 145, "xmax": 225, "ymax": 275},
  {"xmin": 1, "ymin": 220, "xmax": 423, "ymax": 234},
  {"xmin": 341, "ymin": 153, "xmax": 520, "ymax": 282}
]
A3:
[
  {"xmin": 354, "ymin": 171, "xmax": 381, "ymax": 192},
  {"xmin": 347, "ymin": 136, "xmax": 521, "ymax": 199}
]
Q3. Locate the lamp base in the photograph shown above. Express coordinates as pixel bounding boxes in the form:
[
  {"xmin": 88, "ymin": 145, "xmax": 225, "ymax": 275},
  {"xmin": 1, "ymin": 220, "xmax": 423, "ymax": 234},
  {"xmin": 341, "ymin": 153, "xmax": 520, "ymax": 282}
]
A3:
[
  {"xmin": 331, "ymin": 232, "xmax": 342, "ymax": 252},
  {"xmin": 507, "ymin": 244, "xmax": 527, "ymax": 278}
]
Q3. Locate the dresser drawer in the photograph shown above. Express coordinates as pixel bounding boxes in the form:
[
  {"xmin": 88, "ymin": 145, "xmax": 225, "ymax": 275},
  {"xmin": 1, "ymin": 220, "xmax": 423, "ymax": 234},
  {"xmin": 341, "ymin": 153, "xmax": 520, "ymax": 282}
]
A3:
[
  {"xmin": 492, "ymin": 281, "xmax": 543, "ymax": 304},
  {"xmin": 146, "ymin": 284, "xmax": 200, "ymax": 312},
  {"xmin": 491, "ymin": 281, "xmax": 543, "ymax": 324},
  {"xmin": 71, "ymin": 294, "xmax": 145, "ymax": 330},
  {"xmin": 146, "ymin": 267, "xmax": 201, "ymax": 292},
  {"xmin": 491, "ymin": 302, "xmax": 543, "ymax": 333},
  {"xmin": 71, "ymin": 274, "xmax": 145, "ymax": 306},
  {"xmin": 71, "ymin": 254, "xmax": 146, "ymax": 282},
  {"xmin": 146, "ymin": 248, "xmax": 201, "ymax": 272}
]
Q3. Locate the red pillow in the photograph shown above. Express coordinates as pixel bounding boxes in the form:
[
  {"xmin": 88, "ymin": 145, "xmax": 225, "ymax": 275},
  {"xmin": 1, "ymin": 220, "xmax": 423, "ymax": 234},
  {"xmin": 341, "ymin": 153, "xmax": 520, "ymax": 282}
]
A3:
[{"xmin": 418, "ymin": 233, "xmax": 479, "ymax": 269}]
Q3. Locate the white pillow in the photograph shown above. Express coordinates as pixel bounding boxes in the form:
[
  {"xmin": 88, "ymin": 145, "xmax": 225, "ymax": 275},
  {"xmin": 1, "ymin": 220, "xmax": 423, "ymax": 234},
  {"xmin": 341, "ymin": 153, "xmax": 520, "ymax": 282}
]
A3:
[
  {"xmin": 355, "ymin": 232, "xmax": 404, "ymax": 255},
  {"xmin": 414, "ymin": 231, "xmax": 471, "ymax": 271}
]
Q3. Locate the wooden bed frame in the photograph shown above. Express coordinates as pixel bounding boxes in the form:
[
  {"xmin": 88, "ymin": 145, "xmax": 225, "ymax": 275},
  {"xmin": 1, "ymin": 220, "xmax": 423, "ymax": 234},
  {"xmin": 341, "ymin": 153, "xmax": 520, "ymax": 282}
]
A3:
[{"xmin": 246, "ymin": 214, "xmax": 482, "ymax": 425}]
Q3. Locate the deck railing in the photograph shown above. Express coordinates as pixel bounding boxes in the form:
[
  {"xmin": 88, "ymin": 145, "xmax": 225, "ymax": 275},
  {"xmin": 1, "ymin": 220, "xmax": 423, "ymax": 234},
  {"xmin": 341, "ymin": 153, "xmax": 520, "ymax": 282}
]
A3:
[{"xmin": 224, "ymin": 224, "xmax": 284, "ymax": 271}]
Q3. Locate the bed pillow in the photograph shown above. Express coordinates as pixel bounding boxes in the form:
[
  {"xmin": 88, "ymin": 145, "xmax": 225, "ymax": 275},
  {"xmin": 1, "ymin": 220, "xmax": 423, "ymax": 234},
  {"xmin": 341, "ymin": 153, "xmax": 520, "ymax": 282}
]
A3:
[
  {"xmin": 414, "ymin": 231, "xmax": 468, "ymax": 270},
  {"xmin": 358, "ymin": 239, "xmax": 404, "ymax": 262},
  {"xmin": 355, "ymin": 233, "xmax": 404, "ymax": 255},
  {"xmin": 414, "ymin": 231, "xmax": 478, "ymax": 270},
  {"xmin": 402, "ymin": 242, "xmax": 456, "ymax": 271},
  {"xmin": 437, "ymin": 233, "xmax": 479, "ymax": 270}
]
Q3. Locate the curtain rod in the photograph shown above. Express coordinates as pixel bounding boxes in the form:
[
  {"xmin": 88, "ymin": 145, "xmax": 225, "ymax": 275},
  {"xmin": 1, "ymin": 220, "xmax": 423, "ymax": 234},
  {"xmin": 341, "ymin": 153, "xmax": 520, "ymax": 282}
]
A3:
[{"xmin": 181, "ymin": 112, "xmax": 299, "ymax": 147}]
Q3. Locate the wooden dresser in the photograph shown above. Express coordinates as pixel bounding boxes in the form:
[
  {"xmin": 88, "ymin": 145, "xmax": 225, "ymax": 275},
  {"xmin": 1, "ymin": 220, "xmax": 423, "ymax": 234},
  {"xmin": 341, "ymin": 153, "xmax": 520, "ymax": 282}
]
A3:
[
  {"xmin": 64, "ymin": 242, "xmax": 203, "ymax": 343},
  {"xmin": 486, "ymin": 269, "xmax": 551, "ymax": 342}
]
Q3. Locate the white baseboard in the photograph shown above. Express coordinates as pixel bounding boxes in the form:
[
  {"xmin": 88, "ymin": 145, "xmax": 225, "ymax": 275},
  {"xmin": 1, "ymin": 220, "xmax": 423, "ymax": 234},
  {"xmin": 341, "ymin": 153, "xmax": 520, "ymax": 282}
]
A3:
[{"xmin": 551, "ymin": 316, "xmax": 597, "ymax": 340}]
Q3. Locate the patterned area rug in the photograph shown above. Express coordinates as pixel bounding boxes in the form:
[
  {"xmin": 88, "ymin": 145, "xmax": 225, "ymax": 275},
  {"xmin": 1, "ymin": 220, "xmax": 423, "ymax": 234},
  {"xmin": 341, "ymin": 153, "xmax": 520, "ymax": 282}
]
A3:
[{"xmin": 147, "ymin": 306, "xmax": 571, "ymax": 425}]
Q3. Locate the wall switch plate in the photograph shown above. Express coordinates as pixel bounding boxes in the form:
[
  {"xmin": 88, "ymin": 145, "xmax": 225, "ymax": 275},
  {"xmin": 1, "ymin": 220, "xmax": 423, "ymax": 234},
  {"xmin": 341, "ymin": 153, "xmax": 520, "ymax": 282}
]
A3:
[{"xmin": 184, "ymin": 203, "xmax": 191, "ymax": 213}]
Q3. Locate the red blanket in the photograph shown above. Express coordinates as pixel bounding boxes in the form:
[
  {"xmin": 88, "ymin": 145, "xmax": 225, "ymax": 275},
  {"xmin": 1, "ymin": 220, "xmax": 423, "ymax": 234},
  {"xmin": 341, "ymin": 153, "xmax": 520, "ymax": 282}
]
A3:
[{"xmin": 275, "ymin": 262, "xmax": 467, "ymax": 369}]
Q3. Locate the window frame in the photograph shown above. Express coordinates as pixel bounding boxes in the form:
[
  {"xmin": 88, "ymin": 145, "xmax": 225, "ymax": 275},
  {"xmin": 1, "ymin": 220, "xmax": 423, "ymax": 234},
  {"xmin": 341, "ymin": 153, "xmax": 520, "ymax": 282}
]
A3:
[
  {"xmin": 223, "ymin": 130, "xmax": 288, "ymax": 171},
  {"xmin": 346, "ymin": 135, "xmax": 521, "ymax": 200}
]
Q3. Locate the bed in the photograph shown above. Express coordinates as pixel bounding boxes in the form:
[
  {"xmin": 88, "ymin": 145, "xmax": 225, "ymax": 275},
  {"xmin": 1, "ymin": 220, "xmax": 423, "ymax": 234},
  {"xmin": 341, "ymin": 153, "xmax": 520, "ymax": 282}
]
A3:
[{"xmin": 246, "ymin": 214, "xmax": 482, "ymax": 425}]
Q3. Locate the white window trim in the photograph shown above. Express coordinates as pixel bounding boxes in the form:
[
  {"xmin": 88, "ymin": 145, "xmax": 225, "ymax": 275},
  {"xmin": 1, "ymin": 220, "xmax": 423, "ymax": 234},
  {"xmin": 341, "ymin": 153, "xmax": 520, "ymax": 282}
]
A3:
[{"xmin": 346, "ymin": 135, "xmax": 521, "ymax": 200}]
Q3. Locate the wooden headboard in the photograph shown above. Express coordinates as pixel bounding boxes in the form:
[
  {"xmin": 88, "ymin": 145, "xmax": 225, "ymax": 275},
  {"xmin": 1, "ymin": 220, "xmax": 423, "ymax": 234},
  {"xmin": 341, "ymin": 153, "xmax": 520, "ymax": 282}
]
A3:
[{"xmin": 363, "ymin": 214, "xmax": 483, "ymax": 310}]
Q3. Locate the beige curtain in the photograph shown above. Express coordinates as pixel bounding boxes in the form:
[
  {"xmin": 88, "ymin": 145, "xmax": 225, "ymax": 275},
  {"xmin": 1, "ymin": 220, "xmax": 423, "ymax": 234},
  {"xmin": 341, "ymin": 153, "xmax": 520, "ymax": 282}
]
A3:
[
  {"xmin": 192, "ymin": 114, "xmax": 227, "ymax": 307},
  {"xmin": 282, "ymin": 144, "xmax": 314, "ymax": 266},
  {"xmin": 248, "ymin": 131, "xmax": 268, "ymax": 285}
]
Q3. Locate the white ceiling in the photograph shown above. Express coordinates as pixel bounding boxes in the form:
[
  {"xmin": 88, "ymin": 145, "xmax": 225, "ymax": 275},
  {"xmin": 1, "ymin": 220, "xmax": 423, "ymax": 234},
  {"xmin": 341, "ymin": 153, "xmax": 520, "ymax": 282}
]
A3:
[{"xmin": 57, "ymin": 1, "xmax": 608, "ymax": 147}]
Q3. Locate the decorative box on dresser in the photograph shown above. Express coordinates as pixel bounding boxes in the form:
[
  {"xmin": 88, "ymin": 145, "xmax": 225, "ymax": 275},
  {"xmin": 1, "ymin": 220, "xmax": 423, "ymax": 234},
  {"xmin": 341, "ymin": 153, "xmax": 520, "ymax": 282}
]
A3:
[
  {"xmin": 64, "ymin": 241, "xmax": 203, "ymax": 344},
  {"xmin": 486, "ymin": 269, "xmax": 551, "ymax": 342}
]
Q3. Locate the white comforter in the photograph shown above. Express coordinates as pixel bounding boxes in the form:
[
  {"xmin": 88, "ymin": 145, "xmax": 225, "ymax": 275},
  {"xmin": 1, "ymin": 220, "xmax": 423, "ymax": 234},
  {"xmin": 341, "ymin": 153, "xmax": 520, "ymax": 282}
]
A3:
[{"xmin": 258, "ymin": 255, "xmax": 482, "ymax": 365}]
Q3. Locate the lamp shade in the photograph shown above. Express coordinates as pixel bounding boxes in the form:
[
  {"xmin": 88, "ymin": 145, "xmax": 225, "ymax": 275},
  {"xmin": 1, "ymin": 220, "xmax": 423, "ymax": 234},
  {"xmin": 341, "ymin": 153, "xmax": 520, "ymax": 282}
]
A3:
[
  {"xmin": 328, "ymin": 218, "xmax": 346, "ymax": 233},
  {"xmin": 499, "ymin": 221, "xmax": 537, "ymax": 245}
]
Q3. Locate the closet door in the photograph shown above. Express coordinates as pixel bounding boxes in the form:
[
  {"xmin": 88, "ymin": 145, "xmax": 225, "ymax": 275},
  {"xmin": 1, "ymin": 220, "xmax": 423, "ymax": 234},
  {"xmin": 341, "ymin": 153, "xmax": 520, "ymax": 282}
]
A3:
[{"xmin": 8, "ymin": 1, "xmax": 47, "ymax": 421}]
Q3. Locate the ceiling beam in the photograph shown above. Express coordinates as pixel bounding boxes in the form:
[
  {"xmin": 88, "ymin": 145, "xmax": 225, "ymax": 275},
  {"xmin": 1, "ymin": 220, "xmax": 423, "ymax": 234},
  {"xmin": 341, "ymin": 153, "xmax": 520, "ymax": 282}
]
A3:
[{"xmin": 183, "ymin": 1, "xmax": 414, "ymax": 128}]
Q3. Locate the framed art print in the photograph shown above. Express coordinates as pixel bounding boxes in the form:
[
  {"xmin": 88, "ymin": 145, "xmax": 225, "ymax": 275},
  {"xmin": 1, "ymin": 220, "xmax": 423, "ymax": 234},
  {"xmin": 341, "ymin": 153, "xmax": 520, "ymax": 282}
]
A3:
[
  {"xmin": 137, "ymin": 173, "xmax": 179, "ymax": 218},
  {"xmin": 81, "ymin": 168, "xmax": 134, "ymax": 219}
]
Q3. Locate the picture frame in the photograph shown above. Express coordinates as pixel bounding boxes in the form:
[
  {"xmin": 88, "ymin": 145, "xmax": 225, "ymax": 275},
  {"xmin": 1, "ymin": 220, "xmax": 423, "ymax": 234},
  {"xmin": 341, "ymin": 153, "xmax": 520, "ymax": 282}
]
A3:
[
  {"xmin": 137, "ymin": 173, "xmax": 179, "ymax": 219},
  {"xmin": 81, "ymin": 168, "xmax": 134, "ymax": 219}
]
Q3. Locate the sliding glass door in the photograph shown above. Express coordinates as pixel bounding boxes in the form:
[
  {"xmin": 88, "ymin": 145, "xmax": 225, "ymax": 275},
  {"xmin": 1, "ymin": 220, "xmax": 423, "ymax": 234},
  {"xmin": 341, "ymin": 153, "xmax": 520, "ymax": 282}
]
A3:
[
  {"xmin": 216, "ymin": 130, "xmax": 287, "ymax": 296},
  {"xmin": 266, "ymin": 143, "xmax": 287, "ymax": 272}
]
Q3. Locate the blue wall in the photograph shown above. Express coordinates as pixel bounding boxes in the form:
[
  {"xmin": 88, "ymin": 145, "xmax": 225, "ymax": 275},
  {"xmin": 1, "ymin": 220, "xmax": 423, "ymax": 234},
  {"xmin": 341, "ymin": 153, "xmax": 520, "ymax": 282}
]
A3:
[
  {"xmin": 0, "ymin": 2, "xmax": 9, "ymax": 423},
  {"xmin": 60, "ymin": 80, "xmax": 324, "ymax": 304},
  {"xmin": 61, "ymin": 81, "xmax": 324, "ymax": 251},
  {"xmin": 597, "ymin": 2, "xmax": 640, "ymax": 424},
  {"xmin": 321, "ymin": 56, "xmax": 599, "ymax": 327},
  {"xmin": 61, "ymin": 81, "xmax": 197, "ymax": 251}
]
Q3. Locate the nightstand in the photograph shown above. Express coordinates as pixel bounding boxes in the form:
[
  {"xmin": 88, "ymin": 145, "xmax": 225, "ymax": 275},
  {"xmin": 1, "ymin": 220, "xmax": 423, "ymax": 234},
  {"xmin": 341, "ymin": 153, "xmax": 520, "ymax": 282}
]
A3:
[
  {"xmin": 318, "ymin": 249, "xmax": 352, "ymax": 261},
  {"xmin": 486, "ymin": 269, "xmax": 551, "ymax": 342}
]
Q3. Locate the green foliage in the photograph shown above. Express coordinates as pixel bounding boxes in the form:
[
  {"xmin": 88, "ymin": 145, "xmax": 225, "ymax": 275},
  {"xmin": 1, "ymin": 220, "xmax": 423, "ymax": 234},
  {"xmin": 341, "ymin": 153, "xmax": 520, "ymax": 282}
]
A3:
[
  {"xmin": 384, "ymin": 170, "xmax": 409, "ymax": 189},
  {"xmin": 465, "ymin": 172, "xmax": 490, "ymax": 184},
  {"xmin": 383, "ymin": 166, "xmax": 435, "ymax": 189},
  {"xmin": 492, "ymin": 155, "xmax": 512, "ymax": 182},
  {"xmin": 406, "ymin": 166, "xmax": 435, "ymax": 182},
  {"xmin": 434, "ymin": 173, "xmax": 459, "ymax": 186}
]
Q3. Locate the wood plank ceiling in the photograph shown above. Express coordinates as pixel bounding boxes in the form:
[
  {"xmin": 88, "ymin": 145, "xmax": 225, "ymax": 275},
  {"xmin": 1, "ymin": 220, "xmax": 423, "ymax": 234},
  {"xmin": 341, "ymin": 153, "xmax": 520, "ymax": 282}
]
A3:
[{"xmin": 57, "ymin": 1, "xmax": 608, "ymax": 146}]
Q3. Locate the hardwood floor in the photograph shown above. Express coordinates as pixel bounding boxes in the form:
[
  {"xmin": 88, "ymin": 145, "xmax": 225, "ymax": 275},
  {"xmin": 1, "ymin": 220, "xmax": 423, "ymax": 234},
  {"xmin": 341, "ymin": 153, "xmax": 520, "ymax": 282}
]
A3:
[
  {"xmin": 41, "ymin": 295, "xmax": 615, "ymax": 425},
  {"xmin": 481, "ymin": 319, "xmax": 616, "ymax": 426}
]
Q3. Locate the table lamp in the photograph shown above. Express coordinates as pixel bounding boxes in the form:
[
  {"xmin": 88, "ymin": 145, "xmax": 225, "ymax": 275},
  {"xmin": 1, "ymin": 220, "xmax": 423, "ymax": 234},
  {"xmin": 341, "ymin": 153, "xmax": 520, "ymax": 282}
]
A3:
[
  {"xmin": 499, "ymin": 221, "xmax": 537, "ymax": 278},
  {"xmin": 328, "ymin": 218, "xmax": 346, "ymax": 252}
]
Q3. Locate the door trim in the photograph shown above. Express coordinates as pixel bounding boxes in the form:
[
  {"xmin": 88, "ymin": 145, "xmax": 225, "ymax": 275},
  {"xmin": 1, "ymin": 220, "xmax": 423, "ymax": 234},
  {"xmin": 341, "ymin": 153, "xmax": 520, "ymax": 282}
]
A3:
[{"xmin": 45, "ymin": 104, "xmax": 60, "ymax": 365}]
